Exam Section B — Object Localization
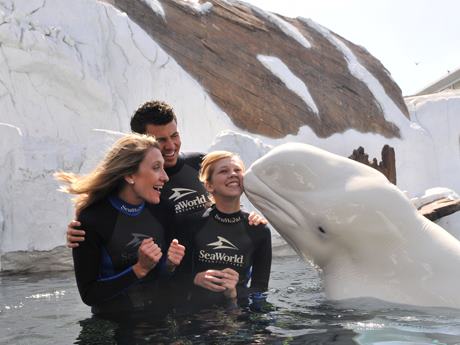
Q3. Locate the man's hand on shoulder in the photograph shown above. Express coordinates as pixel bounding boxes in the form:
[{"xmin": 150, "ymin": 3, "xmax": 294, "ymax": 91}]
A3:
[
  {"xmin": 66, "ymin": 220, "xmax": 85, "ymax": 248},
  {"xmin": 248, "ymin": 211, "xmax": 268, "ymax": 226}
]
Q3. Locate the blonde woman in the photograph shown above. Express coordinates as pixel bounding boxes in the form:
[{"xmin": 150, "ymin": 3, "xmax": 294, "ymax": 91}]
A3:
[
  {"xmin": 177, "ymin": 151, "xmax": 272, "ymax": 309},
  {"xmin": 55, "ymin": 133, "xmax": 185, "ymax": 315}
]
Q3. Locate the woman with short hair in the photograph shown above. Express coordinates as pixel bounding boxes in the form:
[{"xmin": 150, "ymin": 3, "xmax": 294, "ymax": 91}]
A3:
[{"xmin": 177, "ymin": 151, "xmax": 272, "ymax": 309}]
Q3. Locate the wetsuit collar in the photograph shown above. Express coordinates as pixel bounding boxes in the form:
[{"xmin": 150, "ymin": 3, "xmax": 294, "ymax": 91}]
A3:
[
  {"xmin": 212, "ymin": 206, "xmax": 242, "ymax": 224},
  {"xmin": 109, "ymin": 195, "xmax": 145, "ymax": 217},
  {"xmin": 164, "ymin": 152, "xmax": 185, "ymax": 177}
]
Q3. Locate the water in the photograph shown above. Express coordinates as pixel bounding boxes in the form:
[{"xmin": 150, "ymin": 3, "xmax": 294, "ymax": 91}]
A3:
[{"xmin": 2, "ymin": 256, "xmax": 460, "ymax": 345}]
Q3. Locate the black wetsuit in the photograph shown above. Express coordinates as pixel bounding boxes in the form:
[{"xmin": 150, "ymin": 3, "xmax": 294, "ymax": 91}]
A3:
[
  {"xmin": 183, "ymin": 206, "xmax": 272, "ymax": 309},
  {"xmin": 73, "ymin": 195, "xmax": 173, "ymax": 315},
  {"xmin": 162, "ymin": 152, "xmax": 209, "ymax": 221},
  {"xmin": 160, "ymin": 152, "xmax": 212, "ymax": 302}
]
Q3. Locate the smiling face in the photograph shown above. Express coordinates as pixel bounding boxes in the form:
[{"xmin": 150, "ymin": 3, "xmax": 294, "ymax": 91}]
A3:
[
  {"xmin": 126, "ymin": 147, "xmax": 169, "ymax": 204},
  {"xmin": 206, "ymin": 157, "xmax": 245, "ymax": 201},
  {"xmin": 145, "ymin": 121, "xmax": 181, "ymax": 168}
]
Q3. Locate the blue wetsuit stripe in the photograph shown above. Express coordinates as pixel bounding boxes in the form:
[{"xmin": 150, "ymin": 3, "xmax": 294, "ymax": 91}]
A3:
[
  {"xmin": 244, "ymin": 267, "xmax": 252, "ymax": 288},
  {"xmin": 99, "ymin": 246, "xmax": 115, "ymax": 278},
  {"xmin": 98, "ymin": 266, "xmax": 134, "ymax": 282}
]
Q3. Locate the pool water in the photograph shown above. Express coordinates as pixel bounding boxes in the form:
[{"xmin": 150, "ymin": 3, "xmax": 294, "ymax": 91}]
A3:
[{"xmin": 2, "ymin": 256, "xmax": 460, "ymax": 345}]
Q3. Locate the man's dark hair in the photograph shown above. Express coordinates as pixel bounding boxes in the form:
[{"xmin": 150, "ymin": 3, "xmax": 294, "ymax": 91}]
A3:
[{"xmin": 130, "ymin": 100, "xmax": 177, "ymax": 134}]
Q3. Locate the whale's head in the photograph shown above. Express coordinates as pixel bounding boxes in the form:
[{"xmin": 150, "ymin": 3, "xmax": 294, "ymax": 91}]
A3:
[
  {"xmin": 244, "ymin": 142, "xmax": 460, "ymax": 306},
  {"xmin": 244, "ymin": 142, "xmax": 415, "ymax": 271}
]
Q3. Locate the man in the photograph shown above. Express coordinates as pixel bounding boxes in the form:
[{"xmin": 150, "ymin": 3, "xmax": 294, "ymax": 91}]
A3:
[
  {"xmin": 130, "ymin": 100, "xmax": 210, "ymax": 219},
  {"xmin": 67, "ymin": 100, "xmax": 266, "ymax": 246}
]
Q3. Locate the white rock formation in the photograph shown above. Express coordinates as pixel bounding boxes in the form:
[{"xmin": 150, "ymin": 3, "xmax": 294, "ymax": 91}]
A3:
[
  {"xmin": 406, "ymin": 90, "xmax": 460, "ymax": 194},
  {"xmin": 0, "ymin": 0, "xmax": 235, "ymax": 270},
  {"xmin": 1, "ymin": 0, "xmax": 459, "ymax": 271}
]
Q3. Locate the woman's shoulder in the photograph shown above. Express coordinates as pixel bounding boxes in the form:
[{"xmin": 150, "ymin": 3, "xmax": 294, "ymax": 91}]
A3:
[
  {"xmin": 240, "ymin": 210, "xmax": 271, "ymax": 236},
  {"xmin": 78, "ymin": 198, "xmax": 114, "ymax": 227},
  {"xmin": 252, "ymin": 222, "xmax": 271, "ymax": 235}
]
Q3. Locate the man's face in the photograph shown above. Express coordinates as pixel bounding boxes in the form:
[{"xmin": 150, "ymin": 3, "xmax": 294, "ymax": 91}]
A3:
[{"xmin": 145, "ymin": 121, "xmax": 181, "ymax": 168}]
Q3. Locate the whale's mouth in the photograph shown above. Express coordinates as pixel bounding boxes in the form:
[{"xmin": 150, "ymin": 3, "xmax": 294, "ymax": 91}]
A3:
[{"xmin": 245, "ymin": 173, "xmax": 304, "ymax": 229}]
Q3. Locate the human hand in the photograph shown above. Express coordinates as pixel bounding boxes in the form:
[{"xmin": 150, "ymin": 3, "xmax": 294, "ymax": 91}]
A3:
[
  {"xmin": 248, "ymin": 211, "xmax": 268, "ymax": 226},
  {"xmin": 221, "ymin": 268, "xmax": 239, "ymax": 299},
  {"xmin": 193, "ymin": 270, "xmax": 227, "ymax": 293},
  {"xmin": 66, "ymin": 220, "xmax": 85, "ymax": 248},
  {"xmin": 193, "ymin": 268, "xmax": 239, "ymax": 299},
  {"xmin": 133, "ymin": 238, "xmax": 163, "ymax": 278},
  {"xmin": 166, "ymin": 239, "xmax": 185, "ymax": 271}
]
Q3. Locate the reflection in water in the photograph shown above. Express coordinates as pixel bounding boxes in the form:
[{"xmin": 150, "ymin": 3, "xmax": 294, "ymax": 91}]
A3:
[
  {"xmin": 76, "ymin": 317, "xmax": 117, "ymax": 345},
  {"xmin": 72, "ymin": 255, "xmax": 359, "ymax": 345},
  {"xmin": 75, "ymin": 305, "xmax": 278, "ymax": 345}
]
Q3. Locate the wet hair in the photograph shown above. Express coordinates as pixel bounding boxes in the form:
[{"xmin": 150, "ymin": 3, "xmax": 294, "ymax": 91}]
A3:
[
  {"xmin": 54, "ymin": 133, "xmax": 160, "ymax": 215},
  {"xmin": 130, "ymin": 100, "xmax": 177, "ymax": 134}
]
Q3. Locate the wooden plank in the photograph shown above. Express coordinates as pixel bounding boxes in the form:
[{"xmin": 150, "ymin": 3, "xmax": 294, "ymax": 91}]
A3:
[{"xmin": 419, "ymin": 198, "xmax": 460, "ymax": 221}]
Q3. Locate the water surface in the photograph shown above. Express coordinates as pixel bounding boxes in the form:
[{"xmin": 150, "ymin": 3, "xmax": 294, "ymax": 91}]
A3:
[{"xmin": 2, "ymin": 256, "xmax": 460, "ymax": 344}]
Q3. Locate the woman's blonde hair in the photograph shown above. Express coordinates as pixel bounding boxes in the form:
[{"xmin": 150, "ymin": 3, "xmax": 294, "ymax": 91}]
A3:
[
  {"xmin": 55, "ymin": 133, "xmax": 160, "ymax": 215},
  {"xmin": 199, "ymin": 151, "xmax": 244, "ymax": 202}
]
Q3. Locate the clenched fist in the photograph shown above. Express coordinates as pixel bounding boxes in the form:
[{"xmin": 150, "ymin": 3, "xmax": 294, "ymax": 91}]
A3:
[
  {"xmin": 166, "ymin": 239, "xmax": 186, "ymax": 271},
  {"xmin": 133, "ymin": 238, "xmax": 162, "ymax": 278}
]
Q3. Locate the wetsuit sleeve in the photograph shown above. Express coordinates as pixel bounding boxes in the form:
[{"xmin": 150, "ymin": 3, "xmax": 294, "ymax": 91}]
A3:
[
  {"xmin": 72, "ymin": 210, "xmax": 139, "ymax": 306},
  {"xmin": 248, "ymin": 225, "xmax": 272, "ymax": 292}
]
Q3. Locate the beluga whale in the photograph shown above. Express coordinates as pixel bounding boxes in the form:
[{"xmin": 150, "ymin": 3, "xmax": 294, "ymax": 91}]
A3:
[{"xmin": 244, "ymin": 142, "xmax": 460, "ymax": 309}]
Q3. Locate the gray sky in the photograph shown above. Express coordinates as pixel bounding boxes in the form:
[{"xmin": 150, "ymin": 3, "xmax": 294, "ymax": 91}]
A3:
[{"xmin": 245, "ymin": 0, "xmax": 460, "ymax": 96}]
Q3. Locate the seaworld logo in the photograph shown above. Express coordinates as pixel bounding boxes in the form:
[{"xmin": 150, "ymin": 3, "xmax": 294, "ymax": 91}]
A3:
[
  {"xmin": 169, "ymin": 188, "xmax": 197, "ymax": 202},
  {"xmin": 207, "ymin": 236, "xmax": 238, "ymax": 250},
  {"xmin": 198, "ymin": 237, "xmax": 244, "ymax": 266},
  {"xmin": 198, "ymin": 250, "xmax": 244, "ymax": 265},
  {"xmin": 126, "ymin": 233, "xmax": 151, "ymax": 248},
  {"xmin": 213, "ymin": 213, "xmax": 241, "ymax": 224},
  {"xmin": 174, "ymin": 194, "xmax": 208, "ymax": 214}
]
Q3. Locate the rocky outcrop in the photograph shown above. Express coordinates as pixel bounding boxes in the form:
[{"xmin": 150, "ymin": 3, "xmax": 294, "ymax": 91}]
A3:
[
  {"xmin": 349, "ymin": 145, "xmax": 396, "ymax": 184},
  {"xmin": 101, "ymin": 0, "xmax": 409, "ymax": 138}
]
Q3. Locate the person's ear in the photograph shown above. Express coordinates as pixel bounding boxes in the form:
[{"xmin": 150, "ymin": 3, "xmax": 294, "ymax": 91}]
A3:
[
  {"xmin": 204, "ymin": 181, "xmax": 214, "ymax": 194},
  {"xmin": 124, "ymin": 175, "xmax": 135, "ymax": 185}
]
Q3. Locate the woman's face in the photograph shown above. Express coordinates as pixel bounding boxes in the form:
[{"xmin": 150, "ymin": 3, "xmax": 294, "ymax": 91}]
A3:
[
  {"xmin": 207, "ymin": 157, "xmax": 244, "ymax": 199},
  {"xmin": 129, "ymin": 148, "xmax": 169, "ymax": 204}
]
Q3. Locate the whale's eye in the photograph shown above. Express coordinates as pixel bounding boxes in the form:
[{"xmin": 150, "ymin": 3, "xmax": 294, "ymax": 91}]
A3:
[{"xmin": 318, "ymin": 226, "xmax": 326, "ymax": 234}]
